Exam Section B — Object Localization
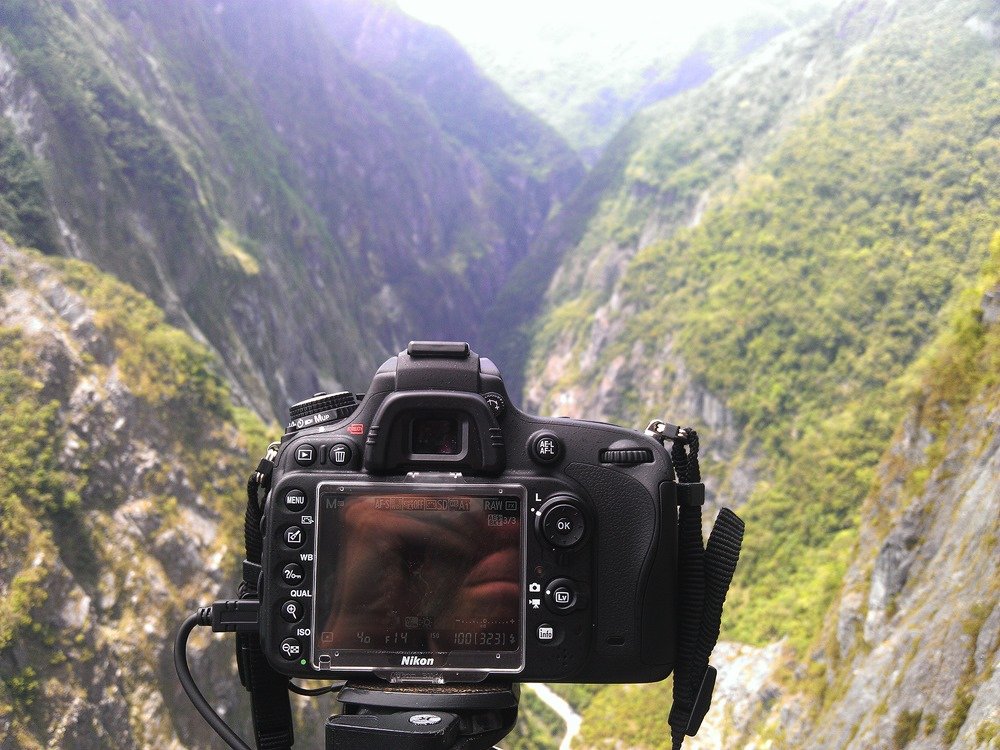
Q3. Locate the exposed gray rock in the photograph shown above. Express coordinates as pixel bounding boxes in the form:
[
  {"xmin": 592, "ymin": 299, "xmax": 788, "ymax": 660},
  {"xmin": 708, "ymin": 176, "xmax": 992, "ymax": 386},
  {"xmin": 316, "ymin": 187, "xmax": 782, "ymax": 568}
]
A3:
[
  {"xmin": 0, "ymin": 242, "xmax": 266, "ymax": 749},
  {"xmin": 685, "ymin": 640, "xmax": 788, "ymax": 750}
]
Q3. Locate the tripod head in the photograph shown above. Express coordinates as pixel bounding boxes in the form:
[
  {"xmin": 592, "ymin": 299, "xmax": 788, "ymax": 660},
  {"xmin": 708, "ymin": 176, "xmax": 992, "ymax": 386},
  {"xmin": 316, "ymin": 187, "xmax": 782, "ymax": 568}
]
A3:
[{"xmin": 327, "ymin": 681, "xmax": 519, "ymax": 750}]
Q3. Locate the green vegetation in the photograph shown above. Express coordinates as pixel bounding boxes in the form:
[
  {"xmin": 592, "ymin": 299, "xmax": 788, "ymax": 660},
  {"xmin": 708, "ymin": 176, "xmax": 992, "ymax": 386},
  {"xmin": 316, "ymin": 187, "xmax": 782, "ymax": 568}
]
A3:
[
  {"xmin": 0, "ymin": 245, "xmax": 269, "ymax": 742},
  {"xmin": 893, "ymin": 710, "xmax": 922, "ymax": 748},
  {"xmin": 502, "ymin": 688, "xmax": 564, "ymax": 750},
  {"xmin": 976, "ymin": 719, "xmax": 1000, "ymax": 745},
  {"xmin": 0, "ymin": 123, "xmax": 55, "ymax": 252},
  {"xmin": 57, "ymin": 257, "xmax": 230, "ymax": 424},
  {"xmin": 574, "ymin": 680, "xmax": 674, "ymax": 748},
  {"xmin": 943, "ymin": 690, "xmax": 974, "ymax": 744},
  {"xmin": 529, "ymin": 0, "xmax": 999, "ymax": 651}
]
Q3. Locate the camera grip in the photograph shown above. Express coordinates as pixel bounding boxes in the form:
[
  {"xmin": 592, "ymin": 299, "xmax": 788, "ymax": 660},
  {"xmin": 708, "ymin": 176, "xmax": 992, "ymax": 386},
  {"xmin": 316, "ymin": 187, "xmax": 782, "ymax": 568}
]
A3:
[{"xmin": 564, "ymin": 463, "xmax": 675, "ymax": 679}]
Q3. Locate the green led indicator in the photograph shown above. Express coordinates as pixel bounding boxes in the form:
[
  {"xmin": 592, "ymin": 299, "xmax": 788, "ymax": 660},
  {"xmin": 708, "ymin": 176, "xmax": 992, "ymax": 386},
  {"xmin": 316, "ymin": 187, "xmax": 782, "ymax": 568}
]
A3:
[{"xmin": 300, "ymin": 659, "xmax": 307, "ymax": 666}]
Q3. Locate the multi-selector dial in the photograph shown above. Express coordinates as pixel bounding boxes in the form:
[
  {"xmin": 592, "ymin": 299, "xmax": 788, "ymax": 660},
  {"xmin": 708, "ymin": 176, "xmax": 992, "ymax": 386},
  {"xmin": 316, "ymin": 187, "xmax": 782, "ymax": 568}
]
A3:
[{"xmin": 536, "ymin": 494, "xmax": 587, "ymax": 548}]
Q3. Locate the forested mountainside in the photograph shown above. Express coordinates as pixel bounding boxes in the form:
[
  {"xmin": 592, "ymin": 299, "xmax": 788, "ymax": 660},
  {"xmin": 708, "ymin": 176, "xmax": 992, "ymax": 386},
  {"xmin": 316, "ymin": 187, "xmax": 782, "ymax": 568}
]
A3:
[
  {"xmin": 518, "ymin": 0, "xmax": 999, "ymax": 745},
  {"xmin": 307, "ymin": 0, "xmax": 584, "ymax": 263},
  {"xmin": 568, "ymin": 234, "xmax": 1000, "ymax": 749},
  {"xmin": 0, "ymin": 0, "xmax": 997, "ymax": 747},
  {"xmin": 0, "ymin": 239, "xmax": 267, "ymax": 748},
  {"xmin": 452, "ymin": 0, "xmax": 832, "ymax": 163},
  {"xmin": 0, "ymin": 0, "xmax": 581, "ymax": 419}
]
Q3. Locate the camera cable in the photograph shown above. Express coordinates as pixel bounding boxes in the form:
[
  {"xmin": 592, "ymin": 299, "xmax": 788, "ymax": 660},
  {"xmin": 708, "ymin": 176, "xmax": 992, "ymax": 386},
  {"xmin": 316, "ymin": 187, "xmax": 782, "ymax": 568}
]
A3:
[{"xmin": 174, "ymin": 607, "xmax": 254, "ymax": 750}]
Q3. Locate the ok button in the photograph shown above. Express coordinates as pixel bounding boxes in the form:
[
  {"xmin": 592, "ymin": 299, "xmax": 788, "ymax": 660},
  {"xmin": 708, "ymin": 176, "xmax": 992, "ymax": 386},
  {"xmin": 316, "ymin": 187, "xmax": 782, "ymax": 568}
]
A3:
[{"xmin": 540, "ymin": 503, "xmax": 585, "ymax": 548}]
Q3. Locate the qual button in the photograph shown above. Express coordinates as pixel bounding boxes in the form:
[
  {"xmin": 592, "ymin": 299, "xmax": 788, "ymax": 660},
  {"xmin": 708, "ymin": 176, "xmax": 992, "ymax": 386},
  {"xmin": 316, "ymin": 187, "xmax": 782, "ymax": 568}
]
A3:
[{"xmin": 280, "ymin": 600, "xmax": 303, "ymax": 623}]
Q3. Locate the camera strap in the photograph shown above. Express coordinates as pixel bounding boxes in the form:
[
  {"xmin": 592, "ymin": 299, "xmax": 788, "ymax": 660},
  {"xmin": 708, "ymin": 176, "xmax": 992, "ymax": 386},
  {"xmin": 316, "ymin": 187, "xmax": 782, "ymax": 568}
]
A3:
[
  {"xmin": 238, "ymin": 447, "xmax": 295, "ymax": 750},
  {"xmin": 648, "ymin": 424, "xmax": 745, "ymax": 750}
]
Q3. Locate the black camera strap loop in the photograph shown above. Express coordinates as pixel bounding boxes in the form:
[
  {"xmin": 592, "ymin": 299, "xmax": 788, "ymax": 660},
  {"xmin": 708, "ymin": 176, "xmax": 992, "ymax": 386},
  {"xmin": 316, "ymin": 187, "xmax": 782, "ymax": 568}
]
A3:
[
  {"xmin": 239, "ymin": 447, "xmax": 295, "ymax": 750},
  {"xmin": 649, "ymin": 425, "xmax": 745, "ymax": 750}
]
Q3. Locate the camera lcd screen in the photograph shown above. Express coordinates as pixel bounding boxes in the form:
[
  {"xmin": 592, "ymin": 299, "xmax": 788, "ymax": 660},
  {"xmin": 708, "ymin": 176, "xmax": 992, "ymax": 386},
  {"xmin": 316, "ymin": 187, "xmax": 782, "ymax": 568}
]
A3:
[{"xmin": 313, "ymin": 487, "xmax": 523, "ymax": 668}]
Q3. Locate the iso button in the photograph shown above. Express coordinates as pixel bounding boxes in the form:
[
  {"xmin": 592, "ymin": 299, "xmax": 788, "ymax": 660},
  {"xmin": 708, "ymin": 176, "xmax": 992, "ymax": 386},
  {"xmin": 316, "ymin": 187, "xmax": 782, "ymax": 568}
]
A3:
[
  {"xmin": 279, "ymin": 638, "xmax": 302, "ymax": 661},
  {"xmin": 541, "ymin": 503, "xmax": 585, "ymax": 548}
]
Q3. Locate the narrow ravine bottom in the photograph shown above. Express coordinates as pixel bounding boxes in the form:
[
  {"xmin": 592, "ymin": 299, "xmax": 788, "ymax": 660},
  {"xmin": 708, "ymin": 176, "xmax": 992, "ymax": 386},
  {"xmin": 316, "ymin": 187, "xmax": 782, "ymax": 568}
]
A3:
[{"xmin": 525, "ymin": 683, "xmax": 583, "ymax": 750}]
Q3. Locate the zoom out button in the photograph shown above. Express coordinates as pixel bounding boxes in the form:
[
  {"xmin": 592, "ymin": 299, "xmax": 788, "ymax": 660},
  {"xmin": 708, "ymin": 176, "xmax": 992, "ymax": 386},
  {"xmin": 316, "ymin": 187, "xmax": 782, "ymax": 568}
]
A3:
[{"xmin": 280, "ymin": 638, "xmax": 302, "ymax": 660}]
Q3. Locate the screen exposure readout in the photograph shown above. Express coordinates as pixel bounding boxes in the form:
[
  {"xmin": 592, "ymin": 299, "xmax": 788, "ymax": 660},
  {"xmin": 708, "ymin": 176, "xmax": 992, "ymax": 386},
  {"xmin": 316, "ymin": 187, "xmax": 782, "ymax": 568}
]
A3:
[{"xmin": 314, "ymin": 493, "xmax": 521, "ymax": 654}]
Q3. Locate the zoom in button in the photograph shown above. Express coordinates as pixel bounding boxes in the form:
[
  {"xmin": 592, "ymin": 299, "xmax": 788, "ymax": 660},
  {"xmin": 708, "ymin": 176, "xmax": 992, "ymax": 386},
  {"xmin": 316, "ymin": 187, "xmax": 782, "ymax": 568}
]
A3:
[{"xmin": 280, "ymin": 600, "xmax": 303, "ymax": 623}]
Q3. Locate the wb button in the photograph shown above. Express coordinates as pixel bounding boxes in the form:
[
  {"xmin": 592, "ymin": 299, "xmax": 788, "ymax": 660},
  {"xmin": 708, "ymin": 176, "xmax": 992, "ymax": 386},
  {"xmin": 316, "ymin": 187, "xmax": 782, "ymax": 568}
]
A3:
[{"xmin": 540, "ymin": 503, "xmax": 585, "ymax": 548}]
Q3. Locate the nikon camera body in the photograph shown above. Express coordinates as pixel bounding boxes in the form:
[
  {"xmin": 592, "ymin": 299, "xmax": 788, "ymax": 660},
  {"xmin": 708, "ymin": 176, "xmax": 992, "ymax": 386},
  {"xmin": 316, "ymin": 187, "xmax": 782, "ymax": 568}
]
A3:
[{"xmin": 258, "ymin": 342, "xmax": 676, "ymax": 685}]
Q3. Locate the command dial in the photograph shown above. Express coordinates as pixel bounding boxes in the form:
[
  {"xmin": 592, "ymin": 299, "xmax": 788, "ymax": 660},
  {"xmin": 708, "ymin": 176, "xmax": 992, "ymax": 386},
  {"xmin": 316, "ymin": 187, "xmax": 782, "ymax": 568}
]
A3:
[{"xmin": 286, "ymin": 391, "xmax": 359, "ymax": 432}]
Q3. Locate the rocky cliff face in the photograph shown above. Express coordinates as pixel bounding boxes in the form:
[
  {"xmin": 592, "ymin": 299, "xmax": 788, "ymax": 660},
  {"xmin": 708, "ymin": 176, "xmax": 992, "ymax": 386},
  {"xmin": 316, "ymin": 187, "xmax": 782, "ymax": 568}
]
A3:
[
  {"xmin": 0, "ymin": 0, "xmax": 582, "ymax": 420},
  {"xmin": 0, "ymin": 239, "xmax": 278, "ymax": 748},
  {"xmin": 567, "ymin": 238, "xmax": 1000, "ymax": 750},
  {"xmin": 310, "ymin": 0, "xmax": 585, "ymax": 272},
  {"xmin": 791, "ymin": 275, "xmax": 1000, "ymax": 750}
]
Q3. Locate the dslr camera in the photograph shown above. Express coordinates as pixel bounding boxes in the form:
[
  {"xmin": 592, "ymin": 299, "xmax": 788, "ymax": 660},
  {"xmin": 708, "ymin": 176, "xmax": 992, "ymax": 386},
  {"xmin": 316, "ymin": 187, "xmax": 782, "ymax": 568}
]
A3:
[{"xmin": 258, "ymin": 341, "xmax": 677, "ymax": 685}]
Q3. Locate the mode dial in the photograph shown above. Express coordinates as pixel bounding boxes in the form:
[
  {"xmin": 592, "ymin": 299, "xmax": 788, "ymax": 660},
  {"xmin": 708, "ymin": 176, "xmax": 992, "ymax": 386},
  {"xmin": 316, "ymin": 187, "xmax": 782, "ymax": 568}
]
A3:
[{"xmin": 286, "ymin": 391, "xmax": 359, "ymax": 432}]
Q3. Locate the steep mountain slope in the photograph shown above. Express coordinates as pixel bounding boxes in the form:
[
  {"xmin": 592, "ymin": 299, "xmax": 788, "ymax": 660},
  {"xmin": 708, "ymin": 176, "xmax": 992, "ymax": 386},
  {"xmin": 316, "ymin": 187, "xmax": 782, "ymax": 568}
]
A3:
[
  {"xmin": 308, "ymin": 0, "xmax": 585, "ymax": 282},
  {"xmin": 513, "ymin": 0, "xmax": 999, "ymax": 745},
  {"xmin": 0, "ymin": 0, "xmax": 581, "ymax": 419},
  {"xmin": 0, "ymin": 238, "xmax": 267, "ymax": 748},
  {"xmin": 567, "ymin": 234, "xmax": 1000, "ymax": 749},
  {"xmin": 430, "ymin": 0, "xmax": 833, "ymax": 163},
  {"xmin": 792, "ymin": 232, "xmax": 1000, "ymax": 749},
  {"xmin": 525, "ymin": 0, "xmax": 998, "ymax": 650},
  {"xmin": 485, "ymin": 0, "xmax": 875, "ymax": 398}
]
